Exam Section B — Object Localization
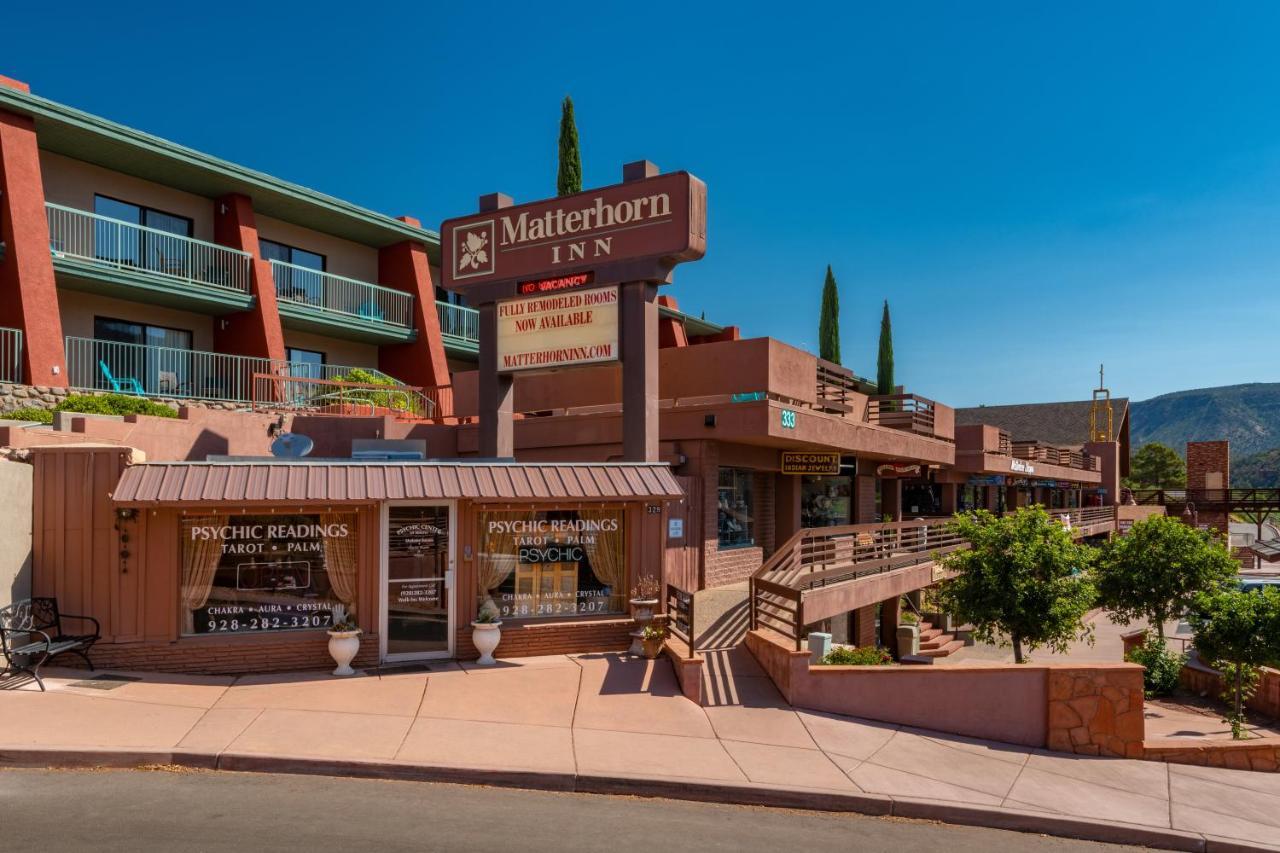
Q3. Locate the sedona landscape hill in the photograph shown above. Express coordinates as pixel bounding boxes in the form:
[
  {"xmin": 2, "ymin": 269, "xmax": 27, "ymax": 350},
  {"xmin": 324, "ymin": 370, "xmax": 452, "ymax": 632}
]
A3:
[{"xmin": 1130, "ymin": 382, "xmax": 1280, "ymax": 465}]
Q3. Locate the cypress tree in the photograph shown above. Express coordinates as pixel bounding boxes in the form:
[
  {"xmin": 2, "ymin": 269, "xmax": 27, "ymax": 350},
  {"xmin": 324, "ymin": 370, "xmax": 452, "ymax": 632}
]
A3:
[
  {"xmin": 877, "ymin": 299, "xmax": 895, "ymax": 395},
  {"xmin": 557, "ymin": 96, "xmax": 582, "ymax": 197},
  {"xmin": 818, "ymin": 265, "xmax": 841, "ymax": 364}
]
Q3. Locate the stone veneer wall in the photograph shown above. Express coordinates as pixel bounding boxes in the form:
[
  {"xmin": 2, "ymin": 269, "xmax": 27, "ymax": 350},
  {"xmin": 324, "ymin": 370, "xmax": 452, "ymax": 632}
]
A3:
[
  {"xmin": 0, "ymin": 383, "xmax": 245, "ymax": 414},
  {"xmin": 1045, "ymin": 667, "xmax": 1146, "ymax": 758}
]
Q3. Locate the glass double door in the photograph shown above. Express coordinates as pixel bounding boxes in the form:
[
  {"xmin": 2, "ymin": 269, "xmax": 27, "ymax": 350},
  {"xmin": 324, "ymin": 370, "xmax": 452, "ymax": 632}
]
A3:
[{"xmin": 382, "ymin": 504, "xmax": 454, "ymax": 660}]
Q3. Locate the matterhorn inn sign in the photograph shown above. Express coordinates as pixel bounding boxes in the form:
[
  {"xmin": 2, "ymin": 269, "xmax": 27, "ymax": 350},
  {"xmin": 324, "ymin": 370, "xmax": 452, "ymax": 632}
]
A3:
[{"xmin": 441, "ymin": 171, "xmax": 706, "ymax": 300}]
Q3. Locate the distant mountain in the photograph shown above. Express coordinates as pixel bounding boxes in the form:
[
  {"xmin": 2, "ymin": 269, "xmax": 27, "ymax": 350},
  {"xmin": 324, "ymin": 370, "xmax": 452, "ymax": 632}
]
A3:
[
  {"xmin": 1129, "ymin": 383, "xmax": 1280, "ymax": 459},
  {"xmin": 1234, "ymin": 447, "xmax": 1280, "ymax": 487}
]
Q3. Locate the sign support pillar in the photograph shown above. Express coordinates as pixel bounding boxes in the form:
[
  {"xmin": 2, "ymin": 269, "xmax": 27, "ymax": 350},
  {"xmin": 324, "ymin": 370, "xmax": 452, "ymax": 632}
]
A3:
[
  {"xmin": 621, "ymin": 280, "xmax": 659, "ymax": 462},
  {"xmin": 477, "ymin": 192, "xmax": 514, "ymax": 458}
]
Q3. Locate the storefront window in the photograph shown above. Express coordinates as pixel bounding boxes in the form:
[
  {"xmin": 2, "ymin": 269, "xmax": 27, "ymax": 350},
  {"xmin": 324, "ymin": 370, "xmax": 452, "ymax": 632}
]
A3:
[
  {"xmin": 477, "ymin": 509, "xmax": 626, "ymax": 620},
  {"xmin": 801, "ymin": 475, "xmax": 852, "ymax": 527},
  {"xmin": 718, "ymin": 468, "xmax": 755, "ymax": 546},
  {"xmin": 180, "ymin": 513, "xmax": 358, "ymax": 636}
]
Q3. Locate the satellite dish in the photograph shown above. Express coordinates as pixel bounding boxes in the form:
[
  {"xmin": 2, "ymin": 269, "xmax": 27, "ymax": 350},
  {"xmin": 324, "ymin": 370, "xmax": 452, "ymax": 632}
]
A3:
[{"xmin": 270, "ymin": 432, "xmax": 314, "ymax": 458}]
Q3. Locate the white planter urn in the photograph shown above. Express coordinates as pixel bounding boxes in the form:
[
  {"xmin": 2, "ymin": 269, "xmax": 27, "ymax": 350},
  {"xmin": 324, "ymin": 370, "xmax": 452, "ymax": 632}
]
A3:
[
  {"xmin": 326, "ymin": 630, "xmax": 361, "ymax": 676},
  {"xmin": 630, "ymin": 598, "xmax": 659, "ymax": 623},
  {"xmin": 471, "ymin": 621, "xmax": 503, "ymax": 666}
]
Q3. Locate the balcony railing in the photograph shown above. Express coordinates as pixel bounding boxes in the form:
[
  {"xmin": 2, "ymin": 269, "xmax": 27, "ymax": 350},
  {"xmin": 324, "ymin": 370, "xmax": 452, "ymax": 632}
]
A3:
[
  {"xmin": 0, "ymin": 326, "xmax": 23, "ymax": 384},
  {"xmin": 46, "ymin": 204, "xmax": 252, "ymax": 294},
  {"xmin": 1011, "ymin": 440, "xmax": 1098, "ymax": 471},
  {"xmin": 270, "ymin": 260, "xmax": 412, "ymax": 329},
  {"xmin": 65, "ymin": 336, "xmax": 388, "ymax": 405},
  {"xmin": 437, "ymin": 301, "xmax": 479, "ymax": 343},
  {"xmin": 866, "ymin": 394, "xmax": 937, "ymax": 436}
]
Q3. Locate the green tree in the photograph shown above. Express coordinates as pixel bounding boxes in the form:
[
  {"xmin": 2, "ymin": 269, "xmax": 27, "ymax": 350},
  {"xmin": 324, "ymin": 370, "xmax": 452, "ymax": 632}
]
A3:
[
  {"xmin": 1125, "ymin": 442, "xmax": 1186, "ymax": 490},
  {"xmin": 876, "ymin": 299, "xmax": 895, "ymax": 396},
  {"xmin": 818, "ymin": 265, "xmax": 840, "ymax": 363},
  {"xmin": 1188, "ymin": 588, "xmax": 1280, "ymax": 738},
  {"xmin": 1095, "ymin": 514, "xmax": 1236, "ymax": 640},
  {"xmin": 937, "ymin": 506, "xmax": 1097, "ymax": 663},
  {"xmin": 556, "ymin": 96, "xmax": 582, "ymax": 197}
]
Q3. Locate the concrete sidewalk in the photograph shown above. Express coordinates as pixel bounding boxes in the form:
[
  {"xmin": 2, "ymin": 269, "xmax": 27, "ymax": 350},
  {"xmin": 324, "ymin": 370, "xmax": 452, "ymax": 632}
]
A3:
[{"xmin": 1, "ymin": 651, "xmax": 1278, "ymax": 852}]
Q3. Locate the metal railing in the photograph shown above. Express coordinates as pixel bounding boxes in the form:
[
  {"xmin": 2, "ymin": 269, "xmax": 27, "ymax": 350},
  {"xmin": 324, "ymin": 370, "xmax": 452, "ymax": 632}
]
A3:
[
  {"xmin": 1047, "ymin": 505, "xmax": 1118, "ymax": 531},
  {"xmin": 46, "ymin": 203, "xmax": 251, "ymax": 294},
  {"xmin": 866, "ymin": 394, "xmax": 938, "ymax": 437},
  {"xmin": 437, "ymin": 301, "xmax": 479, "ymax": 343},
  {"xmin": 269, "ymin": 260, "xmax": 413, "ymax": 328},
  {"xmin": 65, "ymin": 337, "xmax": 391, "ymax": 405},
  {"xmin": 0, "ymin": 326, "xmax": 23, "ymax": 384},
  {"xmin": 665, "ymin": 583, "xmax": 697, "ymax": 658},
  {"xmin": 250, "ymin": 373, "xmax": 450, "ymax": 421}
]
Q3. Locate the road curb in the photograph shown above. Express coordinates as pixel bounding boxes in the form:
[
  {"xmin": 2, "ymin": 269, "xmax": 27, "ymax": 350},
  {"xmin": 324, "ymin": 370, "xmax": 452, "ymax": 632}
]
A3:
[{"xmin": 3, "ymin": 745, "xmax": 1277, "ymax": 852}]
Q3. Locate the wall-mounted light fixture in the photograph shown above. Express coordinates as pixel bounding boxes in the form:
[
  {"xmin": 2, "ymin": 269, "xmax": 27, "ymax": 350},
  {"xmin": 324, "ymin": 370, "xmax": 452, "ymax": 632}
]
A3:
[{"xmin": 115, "ymin": 507, "xmax": 136, "ymax": 521}]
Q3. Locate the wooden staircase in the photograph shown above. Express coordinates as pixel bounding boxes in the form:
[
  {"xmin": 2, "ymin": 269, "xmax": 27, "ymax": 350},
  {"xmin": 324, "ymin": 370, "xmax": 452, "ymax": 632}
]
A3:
[{"xmin": 915, "ymin": 620, "xmax": 965, "ymax": 658}]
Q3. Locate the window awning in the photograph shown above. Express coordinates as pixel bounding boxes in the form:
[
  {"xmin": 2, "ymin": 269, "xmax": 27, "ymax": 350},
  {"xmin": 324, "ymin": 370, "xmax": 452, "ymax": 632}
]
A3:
[{"xmin": 112, "ymin": 460, "xmax": 685, "ymax": 507}]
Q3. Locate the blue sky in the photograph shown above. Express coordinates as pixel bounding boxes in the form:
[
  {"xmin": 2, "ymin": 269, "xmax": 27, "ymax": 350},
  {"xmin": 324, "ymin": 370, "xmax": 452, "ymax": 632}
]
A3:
[{"xmin": 6, "ymin": 2, "xmax": 1280, "ymax": 406}]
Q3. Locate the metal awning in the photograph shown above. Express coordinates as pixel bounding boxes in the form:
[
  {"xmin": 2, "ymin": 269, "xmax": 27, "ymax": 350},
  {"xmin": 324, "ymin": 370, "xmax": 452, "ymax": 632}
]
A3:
[
  {"xmin": 112, "ymin": 460, "xmax": 685, "ymax": 507},
  {"xmin": 1247, "ymin": 538, "xmax": 1280, "ymax": 563}
]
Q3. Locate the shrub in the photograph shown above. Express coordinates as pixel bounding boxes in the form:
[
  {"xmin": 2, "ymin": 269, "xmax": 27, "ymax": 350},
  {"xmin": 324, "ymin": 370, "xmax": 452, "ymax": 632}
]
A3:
[
  {"xmin": 55, "ymin": 394, "xmax": 177, "ymax": 419},
  {"xmin": 1125, "ymin": 638, "xmax": 1186, "ymax": 698},
  {"xmin": 1, "ymin": 406, "xmax": 53, "ymax": 424},
  {"xmin": 819, "ymin": 645, "xmax": 893, "ymax": 666}
]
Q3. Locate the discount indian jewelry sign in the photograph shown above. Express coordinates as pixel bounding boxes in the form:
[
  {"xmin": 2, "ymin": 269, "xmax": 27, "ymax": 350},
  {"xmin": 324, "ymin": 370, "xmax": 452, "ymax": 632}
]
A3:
[{"xmin": 496, "ymin": 286, "xmax": 619, "ymax": 372}]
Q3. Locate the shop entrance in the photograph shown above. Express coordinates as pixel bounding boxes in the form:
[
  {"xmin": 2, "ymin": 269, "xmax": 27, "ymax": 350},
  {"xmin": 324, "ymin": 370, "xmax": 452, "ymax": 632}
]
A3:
[{"xmin": 380, "ymin": 502, "xmax": 455, "ymax": 661}]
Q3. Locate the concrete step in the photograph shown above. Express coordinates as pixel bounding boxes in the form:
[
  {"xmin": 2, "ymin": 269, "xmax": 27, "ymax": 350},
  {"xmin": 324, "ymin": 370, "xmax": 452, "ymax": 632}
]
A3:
[
  {"xmin": 915, "ymin": 639, "xmax": 966, "ymax": 658},
  {"xmin": 920, "ymin": 633, "xmax": 956, "ymax": 650},
  {"xmin": 919, "ymin": 628, "xmax": 944, "ymax": 642}
]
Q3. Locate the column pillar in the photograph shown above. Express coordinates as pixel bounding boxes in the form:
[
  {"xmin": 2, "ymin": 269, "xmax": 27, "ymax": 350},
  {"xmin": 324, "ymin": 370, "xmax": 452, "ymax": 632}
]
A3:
[
  {"xmin": 881, "ymin": 478, "xmax": 902, "ymax": 522},
  {"xmin": 478, "ymin": 301, "xmax": 513, "ymax": 458},
  {"xmin": 378, "ymin": 215, "xmax": 452, "ymax": 405},
  {"xmin": 212, "ymin": 194, "xmax": 286, "ymax": 365},
  {"xmin": 940, "ymin": 482, "xmax": 958, "ymax": 515},
  {"xmin": 880, "ymin": 596, "xmax": 900, "ymax": 654},
  {"xmin": 0, "ymin": 102, "xmax": 67, "ymax": 386},
  {"xmin": 621, "ymin": 280, "xmax": 659, "ymax": 461},
  {"xmin": 774, "ymin": 472, "xmax": 803, "ymax": 544}
]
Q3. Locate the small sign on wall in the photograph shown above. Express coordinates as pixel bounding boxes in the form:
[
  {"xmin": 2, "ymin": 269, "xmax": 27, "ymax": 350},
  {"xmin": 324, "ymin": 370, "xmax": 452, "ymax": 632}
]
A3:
[
  {"xmin": 668, "ymin": 518, "xmax": 684, "ymax": 539},
  {"xmin": 780, "ymin": 451, "xmax": 841, "ymax": 475}
]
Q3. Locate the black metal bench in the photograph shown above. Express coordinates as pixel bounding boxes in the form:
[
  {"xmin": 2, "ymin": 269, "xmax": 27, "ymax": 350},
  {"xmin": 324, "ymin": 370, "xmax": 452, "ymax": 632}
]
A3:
[{"xmin": 0, "ymin": 597, "xmax": 100, "ymax": 691}]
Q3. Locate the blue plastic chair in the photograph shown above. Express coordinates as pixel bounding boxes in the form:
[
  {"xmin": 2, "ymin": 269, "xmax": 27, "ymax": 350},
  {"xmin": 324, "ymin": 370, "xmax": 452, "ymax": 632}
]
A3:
[{"xmin": 98, "ymin": 360, "xmax": 144, "ymax": 395}]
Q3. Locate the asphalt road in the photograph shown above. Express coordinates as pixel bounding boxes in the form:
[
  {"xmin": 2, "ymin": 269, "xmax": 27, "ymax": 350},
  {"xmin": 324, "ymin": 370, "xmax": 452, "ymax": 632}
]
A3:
[{"xmin": 0, "ymin": 768, "xmax": 1147, "ymax": 852}]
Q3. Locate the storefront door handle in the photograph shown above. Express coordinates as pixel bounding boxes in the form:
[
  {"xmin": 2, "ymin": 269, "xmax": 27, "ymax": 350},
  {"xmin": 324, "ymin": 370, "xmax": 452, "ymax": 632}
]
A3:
[{"xmin": 444, "ymin": 569, "xmax": 455, "ymax": 589}]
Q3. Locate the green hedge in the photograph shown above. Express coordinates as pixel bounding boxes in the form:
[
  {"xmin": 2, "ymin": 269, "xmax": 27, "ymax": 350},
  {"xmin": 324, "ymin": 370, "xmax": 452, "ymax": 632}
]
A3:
[
  {"xmin": 2, "ymin": 393, "xmax": 178, "ymax": 424},
  {"xmin": 819, "ymin": 646, "xmax": 894, "ymax": 666}
]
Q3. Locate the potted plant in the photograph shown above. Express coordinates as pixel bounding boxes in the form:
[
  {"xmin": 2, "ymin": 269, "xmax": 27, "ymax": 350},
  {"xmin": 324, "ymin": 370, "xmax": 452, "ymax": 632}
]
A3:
[
  {"xmin": 326, "ymin": 603, "xmax": 361, "ymax": 677},
  {"xmin": 471, "ymin": 609, "xmax": 503, "ymax": 666},
  {"xmin": 640, "ymin": 624, "xmax": 667, "ymax": 660},
  {"xmin": 629, "ymin": 576, "xmax": 661, "ymax": 621}
]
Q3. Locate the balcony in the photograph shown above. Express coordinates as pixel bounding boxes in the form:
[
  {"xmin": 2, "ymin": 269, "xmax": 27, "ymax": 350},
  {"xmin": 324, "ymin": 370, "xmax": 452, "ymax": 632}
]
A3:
[
  {"xmin": 0, "ymin": 326, "xmax": 23, "ymax": 384},
  {"xmin": 65, "ymin": 336, "xmax": 390, "ymax": 405},
  {"xmin": 45, "ymin": 204, "xmax": 253, "ymax": 312},
  {"xmin": 269, "ymin": 260, "xmax": 414, "ymax": 343},
  {"xmin": 866, "ymin": 394, "xmax": 952, "ymax": 440},
  {"xmin": 437, "ymin": 301, "xmax": 479, "ymax": 354},
  {"xmin": 1012, "ymin": 440, "xmax": 1099, "ymax": 472}
]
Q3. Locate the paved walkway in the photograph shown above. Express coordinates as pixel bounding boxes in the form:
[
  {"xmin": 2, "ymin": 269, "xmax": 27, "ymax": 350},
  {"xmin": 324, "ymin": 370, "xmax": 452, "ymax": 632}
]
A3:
[{"xmin": 1, "ymin": 651, "xmax": 1278, "ymax": 850}]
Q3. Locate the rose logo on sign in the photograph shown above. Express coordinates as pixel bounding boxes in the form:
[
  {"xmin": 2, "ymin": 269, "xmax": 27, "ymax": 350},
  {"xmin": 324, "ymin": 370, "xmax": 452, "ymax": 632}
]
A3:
[{"xmin": 455, "ymin": 220, "xmax": 495, "ymax": 279}]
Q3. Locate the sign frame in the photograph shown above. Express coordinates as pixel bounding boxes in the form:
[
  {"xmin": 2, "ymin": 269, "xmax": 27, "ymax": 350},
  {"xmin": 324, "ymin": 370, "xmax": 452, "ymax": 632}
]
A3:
[
  {"xmin": 781, "ymin": 451, "xmax": 842, "ymax": 476},
  {"xmin": 440, "ymin": 170, "xmax": 707, "ymax": 304}
]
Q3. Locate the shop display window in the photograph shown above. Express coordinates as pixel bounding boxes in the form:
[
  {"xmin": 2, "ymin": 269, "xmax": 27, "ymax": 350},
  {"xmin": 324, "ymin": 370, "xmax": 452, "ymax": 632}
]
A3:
[
  {"xmin": 180, "ymin": 513, "xmax": 357, "ymax": 636},
  {"xmin": 477, "ymin": 508, "xmax": 626, "ymax": 620},
  {"xmin": 718, "ymin": 468, "xmax": 755, "ymax": 547},
  {"xmin": 801, "ymin": 475, "xmax": 852, "ymax": 527}
]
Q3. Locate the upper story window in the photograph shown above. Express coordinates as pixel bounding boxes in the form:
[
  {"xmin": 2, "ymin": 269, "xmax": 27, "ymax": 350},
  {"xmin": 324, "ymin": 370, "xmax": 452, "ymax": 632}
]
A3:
[
  {"xmin": 718, "ymin": 467, "xmax": 755, "ymax": 548},
  {"xmin": 260, "ymin": 238, "xmax": 325, "ymax": 271},
  {"xmin": 93, "ymin": 195, "xmax": 193, "ymax": 271},
  {"xmin": 261, "ymin": 239, "xmax": 326, "ymax": 305}
]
